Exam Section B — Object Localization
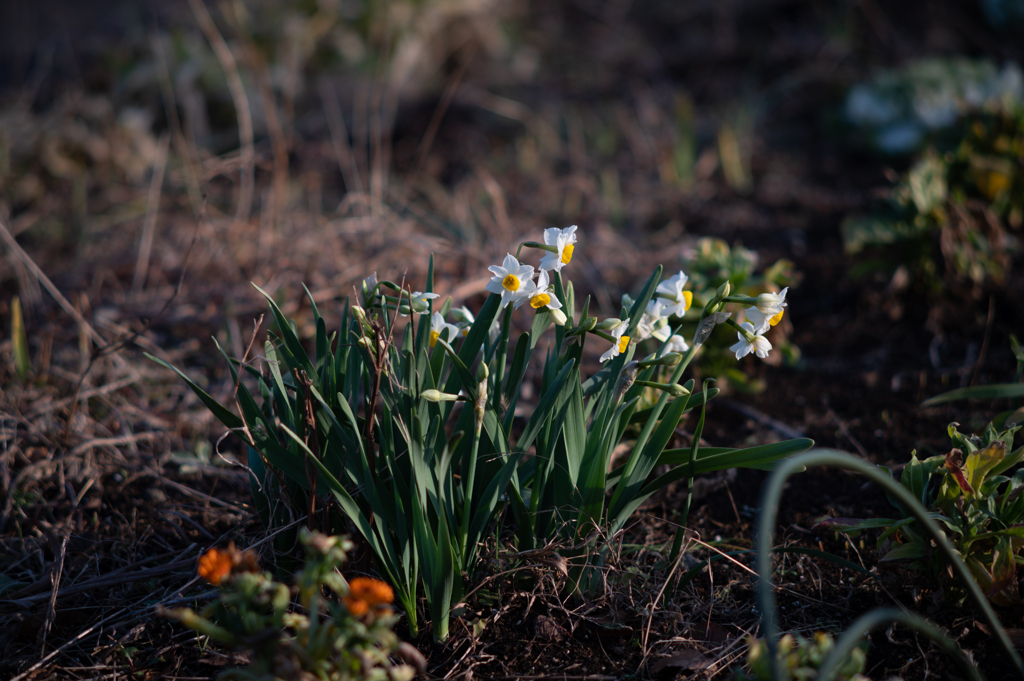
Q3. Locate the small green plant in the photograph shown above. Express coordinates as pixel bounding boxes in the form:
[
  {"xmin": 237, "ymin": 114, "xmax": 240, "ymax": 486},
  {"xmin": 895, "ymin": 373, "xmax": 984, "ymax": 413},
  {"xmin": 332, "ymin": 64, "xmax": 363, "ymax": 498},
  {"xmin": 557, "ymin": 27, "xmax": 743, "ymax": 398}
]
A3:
[
  {"xmin": 735, "ymin": 632, "xmax": 869, "ymax": 681},
  {"xmin": 160, "ymin": 530, "xmax": 421, "ymax": 681},
  {"xmin": 842, "ymin": 105, "xmax": 1024, "ymax": 291},
  {"xmin": 844, "ymin": 57, "xmax": 1022, "ymax": 155},
  {"xmin": 815, "ymin": 420, "xmax": 1024, "ymax": 605},
  {"xmin": 757, "ymin": 450, "xmax": 1022, "ymax": 680},
  {"xmin": 153, "ymin": 226, "xmax": 812, "ymax": 640}
]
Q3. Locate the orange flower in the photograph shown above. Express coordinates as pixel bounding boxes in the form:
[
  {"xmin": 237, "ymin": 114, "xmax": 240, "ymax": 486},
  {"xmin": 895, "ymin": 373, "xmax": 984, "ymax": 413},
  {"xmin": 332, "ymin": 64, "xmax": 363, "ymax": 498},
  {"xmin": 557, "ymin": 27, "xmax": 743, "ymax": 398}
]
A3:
[
  {"xmin": 349, "ymin": 577, "xmax": 394, "ymax": 605},
  {"xmin": 198, "ymin": 548, "xmax": 233, "ymax": 585},
  {"xmin": 197, "ymin": 543, "xmax": 259, "ymax": 585},
  {"xmin": 343, "ymin": 597, "xmax": 370, "ymax": 617},
  {"xmin": 344, "ymin": 577, "xmax": 393, "ymax": 616}
]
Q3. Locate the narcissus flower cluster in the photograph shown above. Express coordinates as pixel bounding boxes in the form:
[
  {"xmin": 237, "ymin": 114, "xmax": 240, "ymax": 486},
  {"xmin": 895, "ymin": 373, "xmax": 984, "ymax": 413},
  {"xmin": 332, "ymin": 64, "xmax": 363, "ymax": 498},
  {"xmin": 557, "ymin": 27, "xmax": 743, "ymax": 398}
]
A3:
[{"xmin": 371, "ymin": 225, "xmax": 789, "ymax": 368}]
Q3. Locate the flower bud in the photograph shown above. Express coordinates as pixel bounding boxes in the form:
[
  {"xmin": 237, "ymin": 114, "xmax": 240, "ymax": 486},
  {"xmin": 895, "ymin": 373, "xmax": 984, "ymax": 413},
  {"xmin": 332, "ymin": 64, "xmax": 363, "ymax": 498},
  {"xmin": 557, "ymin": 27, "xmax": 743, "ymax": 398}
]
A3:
[
  {"xmin": 421, "ymin": 389, "xmax": 460, "ymax": 403},
  {"xmin": 576, "ymin": 317, "xmax": 597, "ymax": 334},
  {"xmin": 476, "ymin": 362, "xmax": 489, "ymax": 382},
  {"xmin": 598, "ymin": 318, "xmax": 625, "ymax": 331},
  {"xmin": 398, "ymin": 305, "xmax": 412, "ymax": 316},
  {"xmin": 716, "ymin": 281, "xmax": 732, "ymax": 299},
  {"xmin": 550, "ymin": 308, "xmax": 568, "ymax": 326}
]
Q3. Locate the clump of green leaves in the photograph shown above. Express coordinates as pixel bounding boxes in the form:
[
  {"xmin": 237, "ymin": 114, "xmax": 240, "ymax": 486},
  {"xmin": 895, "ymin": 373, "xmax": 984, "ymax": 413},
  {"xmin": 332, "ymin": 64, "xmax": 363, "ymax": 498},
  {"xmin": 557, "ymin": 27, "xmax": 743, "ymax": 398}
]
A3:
[
  {"xmin": 816, "ymin": 420, "xmax": 1024, "ymax": 604},
  {"xmin": 735, "ymin": 633, "xmax": 869, "ymax": 681},
  {"xmin": 160, "ymin": 530, "xmax": 420, "ymax": 681},
  {"xmin": 843, "ymin": 106, "xmax": 1024, "ymax": 291},
  {"xmin": 680, "ymin": 237, "xmax": 801, "ymax": 390}
]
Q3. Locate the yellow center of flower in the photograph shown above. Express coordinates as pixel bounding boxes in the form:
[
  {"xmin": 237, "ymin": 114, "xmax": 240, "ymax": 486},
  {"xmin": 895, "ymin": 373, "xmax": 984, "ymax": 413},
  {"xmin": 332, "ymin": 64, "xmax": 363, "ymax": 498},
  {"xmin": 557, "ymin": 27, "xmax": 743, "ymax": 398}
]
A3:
[
  {"xmin": 430, "ymin": 330, "xmax": 440, "ymax": 347},
  {"xmin": 561, "ymin": 244, "xmax": 574, "ymax": 265},
  {"xmin": 617, "ymin": 335, "xmax": 630, "ymax": 353},
  {"xmin": 502, "ymin": 274, "xmax": 520, "ymax": 292},
  {"xmin": 682, "ymin": 290, "xmax": 693, "ymax": 311},
  {"xmin": 769, "ymin": 310, "xmax": 784, "ymax": 327},
  {"xmin": 530, "ymin": 293, "xmax": 551, "ymax": 309}
]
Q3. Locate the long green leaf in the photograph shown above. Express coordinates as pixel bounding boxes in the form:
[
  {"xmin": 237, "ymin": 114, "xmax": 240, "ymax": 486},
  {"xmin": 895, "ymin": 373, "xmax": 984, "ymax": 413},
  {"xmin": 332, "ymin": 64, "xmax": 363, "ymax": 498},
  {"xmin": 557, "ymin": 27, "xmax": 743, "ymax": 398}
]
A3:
[
  {"xmin": 253, "ymin": 284, "xmax": 317, "ymax": 377},
  {"xmin": 922, "ymin": 383, "xmax": 1024, "ymax": 406}
]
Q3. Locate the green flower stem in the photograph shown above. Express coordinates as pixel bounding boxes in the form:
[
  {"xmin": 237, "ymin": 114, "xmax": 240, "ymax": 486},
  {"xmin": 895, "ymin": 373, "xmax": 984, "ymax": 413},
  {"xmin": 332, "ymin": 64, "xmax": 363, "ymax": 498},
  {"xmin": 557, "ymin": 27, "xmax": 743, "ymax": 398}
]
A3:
[
  {"xmin": 521, "ymin": 241, "xmax": 558, "ymax": 254},
  {"xmin": 494, "ymin": 306, "xmax": 513, "ymax": 413},
  {"xmin": 756, "ymin": 449, "xmax": 1024, "ymax": 680},
  {"xmin": 817, "ymin": 608, "xmax": 982, "ymax": 681},
  {"xmin": 723, "ymin": 295, "xmax": 758, "ymax": 305},
  {"xmin": 591, "ymin": 330, "xmax": 616, "ymax": 343},
  {"xmin": 724, "ymin": 316, "xmax": 756, "ymax": 342}
]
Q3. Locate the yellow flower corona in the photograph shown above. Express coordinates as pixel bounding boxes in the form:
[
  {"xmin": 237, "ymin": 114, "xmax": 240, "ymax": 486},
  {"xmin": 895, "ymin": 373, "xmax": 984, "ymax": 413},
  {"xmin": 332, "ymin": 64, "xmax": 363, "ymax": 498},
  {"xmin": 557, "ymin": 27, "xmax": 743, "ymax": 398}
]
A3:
[
  {"xmin": 561, "ymin": 244, "xmax": 574, "ymax": 265},
  {"xmin": 530, "ymin": 293, "xmax": 551, "ymax": 308},
  {"xmin": 770, "ymin": 310, "xmax": 784, "ymax": 326},
  {"xmin": 430, "ymin": 330, "xmax": 441, "ymax": 347},
  {"xmin": 617, "ymin": 335, "xmax": 630, "ymax": 353},
  {"xmin": 682, "ymin": 290, "xmax": 693, "ymax": 311},
  {"xmin": 502, "ymin": 274, "xmax": 520, "ymax": 291}
]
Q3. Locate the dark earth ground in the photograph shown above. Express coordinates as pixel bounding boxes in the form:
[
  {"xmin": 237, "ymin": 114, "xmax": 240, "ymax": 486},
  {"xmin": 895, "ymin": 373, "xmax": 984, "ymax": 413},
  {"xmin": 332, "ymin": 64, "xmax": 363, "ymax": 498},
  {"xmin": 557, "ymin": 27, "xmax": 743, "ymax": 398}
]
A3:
[{"xmin": 2, "ymin": 0, "xmax": 1024, "ymax": 679}]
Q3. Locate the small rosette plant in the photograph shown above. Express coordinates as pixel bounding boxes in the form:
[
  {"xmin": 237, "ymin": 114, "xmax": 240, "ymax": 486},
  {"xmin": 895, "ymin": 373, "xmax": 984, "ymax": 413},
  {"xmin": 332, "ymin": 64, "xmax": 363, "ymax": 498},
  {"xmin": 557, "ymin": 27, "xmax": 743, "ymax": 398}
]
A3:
[
  {"xmin": 735, "ymin": 633, "xmax": 869, "ymax": 681},
  {"xmin": 815, "ymin": 420, "xmax": 1024, "ymax": 604},
  {"xmin": 160, "ymin": 530, "xmax": 420, "ymax": 681},
  {"xmin": 152, "ymin": 225, "xmax": 813, "ymax": 640}
]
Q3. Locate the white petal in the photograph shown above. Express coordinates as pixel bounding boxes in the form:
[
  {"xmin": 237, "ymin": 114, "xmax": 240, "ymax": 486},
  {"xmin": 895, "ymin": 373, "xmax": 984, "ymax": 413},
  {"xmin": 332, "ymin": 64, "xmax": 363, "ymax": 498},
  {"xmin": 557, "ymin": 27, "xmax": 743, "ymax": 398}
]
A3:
[
  {"xmin": 745, "ymin": 307, "xmax": 771, "ymax": 334},
  {"xmin": 539, "ymin": 252, "xmax": 560, "ymax": 272},
  {"xmin": 730, "ymin": 337, "xmax": 752, "ymax": 359}
]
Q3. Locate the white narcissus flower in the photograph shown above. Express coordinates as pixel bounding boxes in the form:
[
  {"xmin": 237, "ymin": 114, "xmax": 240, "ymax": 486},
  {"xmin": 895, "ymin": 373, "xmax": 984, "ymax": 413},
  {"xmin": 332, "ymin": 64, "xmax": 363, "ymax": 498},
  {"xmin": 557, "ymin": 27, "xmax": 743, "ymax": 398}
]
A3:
[
  {"xmin": 744, "ymin": 306, "xmax": 786, "ymax": 335},
  {"xmin": 638, "ymin": 300, "xmax": 671, "ymax": 342},
  {"xmin": 655, "ymin": 270, "xmax": 693, "ymax": 318},
  {"xmin": 660, "ymin": 334, "xmax": 689, "ymax": 357},
  {"xmin": 515, "ymin": 270, "xmax": 565, "ymax": 325},
  {"xmin": 409, "ymin": 291, "xmax": 439, "ymax": 314},
  {"xmin": 539, "ymin": 225, "xmax": 578, "ymax": 272},
  {"xmin": 730, "ymin": 322, "xmax": 772, "ymax": 360},
  {"xmin": 486, "ymin": 254, "xmax": 535, "ymax": 308},
  {"xmin": 754, "ymin": 287, "xmax": 788, "ymax": 316},
  {"xmin": 429, "ymin": 312, "xmax": 460, "ymax": 348},
  {"xmin": 600, "ymin": 317, "xmax": 631, "ymax": 363}
]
